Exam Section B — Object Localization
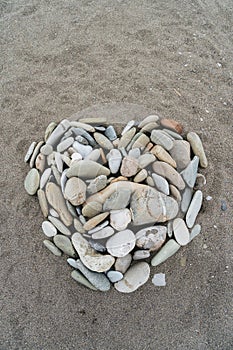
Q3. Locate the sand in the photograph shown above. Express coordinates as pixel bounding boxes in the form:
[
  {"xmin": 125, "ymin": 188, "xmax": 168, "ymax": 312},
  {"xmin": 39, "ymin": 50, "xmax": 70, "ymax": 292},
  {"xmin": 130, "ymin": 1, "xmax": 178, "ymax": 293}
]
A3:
[{"xmin": 1, "ymin": 1, "xmax": 233, "ymax": 349}]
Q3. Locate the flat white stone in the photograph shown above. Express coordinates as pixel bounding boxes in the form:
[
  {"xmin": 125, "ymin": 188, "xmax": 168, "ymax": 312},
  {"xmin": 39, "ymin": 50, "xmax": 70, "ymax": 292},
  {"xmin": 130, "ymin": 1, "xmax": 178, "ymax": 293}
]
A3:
[
  {"xmin": 152, "ymin": 173, "xmax": 170, "ymax": 195},
  {"xmin": 186, "ymin": 190, "xmax": 203, "ymax": 228},
  {"xmin": 24, "ymin": 141, "xmax": 36, "ymax": 162},
  {"xmin": 43, "ymin": 240, "xmax": 62, "ymax": 257},
  {"xmin": 40, "ymin": 144, "xmax": 53, "ymax": 156},
  {"xmin": 151, "ymin": 129, "xmax": 174, "ymax": 151},
  {"xmin": 138, "ymin": 115, "xmax": 160, "ymax": 128},
  {"xmin": 133, "ymin": 250, "xmax": 150, "ymax": 260},
  {"xmin": 24, "ymin": 168, "xmax": 40, "ymax": 195},
  {"xmin": 107, "ymin": 149, "xmax": 122, "ymax": 174},
  {"xmin": 173, "ymin": 218, "xmax": 190, "ymax": 246},
  {"xmin": 121, "ymin": 120, "xmax": 135, "ymax": 135},
  {"xmin": 106, "ymin": 230, "xmax": 136, "ymax": 257},
  {"xmin": 40, "ymin": 168, "xmax": 51, "ymax": 189},
  {"xmin": 107, "ymin": 270, "xmax": 123, "ymax": 283},
  {"xmin": 48, "ymin": 216, "xmax": 71, "ymax": 236},
  {"xmin": 189, "ymin": 224, "xmax": 202, "ymax": 242},
  {"xmin": 91, "ymin": 226, "xmax": 115, "ymax": 240},
  {"xmin": 67, "ymin": 258, "xmax": 79, "ymax": 269},
  {"xmin": 110, "ymin": 208, "xmax": 131, "ymax": 231},
  {"xmin": 152, "ymin": 273, "xmax": 166, "ymax": 286},
  {"xmin": 42, "ymin": 221, "xmax": 57, "ymax": 237},
  {"xmin": 151, "ymin": 239, "xmax": 180, "ymax": 267},
  {"xmin": 115, "ymin": 254, "xmax": 132, "ymax": 274},
  {"xmin": 114, "ymin": 262, "xmax": 150, "ymax": 293},
  {"xmin": 57, "ymin": 136, "xmax": 74, "ymax": 153},
  {"xmin": 181, "ymin": 156, "xmax": 199, "ymax": 188},
  {"xmin": 54, "ymin": 152, "xmax": 63, "ymax": 173},
  {"xmin": 73, "ymin": 141, "xmax": 92, "ymax": 158},
  {"xmin": 88, "ymin": 220, "xmax": 109, "ymax": 234}
]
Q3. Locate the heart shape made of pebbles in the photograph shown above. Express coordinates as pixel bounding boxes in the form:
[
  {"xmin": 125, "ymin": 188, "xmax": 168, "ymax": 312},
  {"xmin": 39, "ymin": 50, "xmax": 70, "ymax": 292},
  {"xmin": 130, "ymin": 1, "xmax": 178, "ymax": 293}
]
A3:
[{"xmin": 24, "ymin": 108, "xmax": 208, "ymax": 293}]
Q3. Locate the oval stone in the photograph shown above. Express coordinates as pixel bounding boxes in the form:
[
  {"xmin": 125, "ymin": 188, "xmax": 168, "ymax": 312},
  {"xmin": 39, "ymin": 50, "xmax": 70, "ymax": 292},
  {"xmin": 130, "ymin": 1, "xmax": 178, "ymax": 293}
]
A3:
[
  {"xmin": 114, "ymin": 262, "xmax": 150, "ymax": 293},
  {"xmin": 64, "ymin": 177, "xmax": 86, "ymax": 206},
  {"xmin": 24, "ymin": 168, "xmax": 40, "ymax": 195},
  {"xmin": 173, "ymin": 218, "xmax": 190, "ymax": 246},
  {"xmin": 106, "ymin": 230, "xmax": 136, "ymax": 257},
  {"xmin": 42, "ymin": 221, "xmax": 57, "ymax": 237}
]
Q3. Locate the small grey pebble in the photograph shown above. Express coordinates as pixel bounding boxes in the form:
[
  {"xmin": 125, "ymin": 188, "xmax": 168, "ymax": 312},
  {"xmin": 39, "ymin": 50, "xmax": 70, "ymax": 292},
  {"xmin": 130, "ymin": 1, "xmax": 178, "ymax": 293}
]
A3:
[{"xmin": 221, "ymin": 200, "xmax": 227, "ymax": 211}]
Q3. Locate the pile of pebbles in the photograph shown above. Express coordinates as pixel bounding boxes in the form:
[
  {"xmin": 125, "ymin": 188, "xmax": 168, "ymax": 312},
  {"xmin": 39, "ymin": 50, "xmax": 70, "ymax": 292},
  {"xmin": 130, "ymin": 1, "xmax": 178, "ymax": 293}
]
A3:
[{"xmin": 24, "ymin": 114, "xmax": 208, "ymax": 293}]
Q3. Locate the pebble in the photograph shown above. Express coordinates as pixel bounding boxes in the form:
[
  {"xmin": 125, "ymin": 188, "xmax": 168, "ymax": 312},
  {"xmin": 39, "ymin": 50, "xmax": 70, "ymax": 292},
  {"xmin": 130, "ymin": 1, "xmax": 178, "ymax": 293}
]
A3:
[
  {"xmin": 150, "ymin": 130, "xmax": 174, "ymax": 151},
  {"xmin": 221, "ymin": 200, "xmax": 227, "ymax": 211},
  {"xmin": 114, "ymin": 262, "xmax": 150, "ymax": 293},
  {"xmin": 53, "ymin": 235, "xmax": 76, "ymax": 257},
  {"xmin": 67, "ymin": 258, "xmax": 79, "ymax": 269},
  {"xmin": 76, "ymin": 259, "xmax": 111, "ymax": 291},
  {"xmin": 72, "ymin": 127, "xmax": 97, "ymax": 147},
  {"xmin": 169, "ymin": 185, "xmax": 181, "ymax": 203},
  {"xmin": 195, "ymin": 173, "xmax": 207, "ymax": 188},
  {"xmin": 104, "ymin": 125, "xmax": 117, "ymax": 141},
  {"xmin": 121, "ymin": 120, "xmax": 135, "ymax": 135},
  {"xmin": 54, "ymin": 152, "xmax": 63, "ymax": 173},
  {"xmin": 173, "ymin": 218, "xmax": 190, "ymax": 246},
  {"xmin": 120, "ymin": 156, "xmax": 139, "ymax": 177},
  {"xmin": 162, "ymin": 128, "xmax": 183, "ymax": 140},
  {"xmin": 152, "ymin": 173, "xmax": 170, "ymax": 195},
  {"xmin": 40, "ymin": 168, "xmax": 52, "ymax": 189},
  {"xmin": 106, "ymin": 230, "xmax": 136, "ymax": 257},
  {"xmin": 44, "ymin": 122, "xmax": 57, "ymax": 142},
  {"xmin": 29, "ymin": 141, "xmax": 44, "ymax": 168},
  {"xmin": 187, "ymin": 132, "xmax": 208, "ymax": 168},
  {"xmin": 71, "ymin": 232, "xmax": 115, "ymax": 272},
  {"xmin": 106, "ymin": 149, "xmax": 122, "ymax": 174},
  {"xmin": 126, "ymin": 132, "xmax": 142, "ymax": 151},
  {"xmin": 83, "ymin": 212, "xmax": 109, "ymax": 231},
  {"xmin": 64, "ymin": 177, "xmax": 86, "ymax": 206},
  {"xmin": 75, "ymin": 135, "xmax": 89, "ymax": 145},
  {"xmin": 60, "ymin": 170, "xmax": 68, "ymax": 194},
  {"xmin": 167, "ymin": 221, "xmax": 173, "ymax": 238},
  {"xmin": 138, "ymin": 153, "xmax": 156, "ymax": 169},
  {"xmin": 160, "ymin": 118, "xmax": 183, "ymax": 134},
  {"xmin": 37, "ymin": 189, "xmax": 48, "ymax": 217},
  {"xmin": 94, "ymin": 132, "xmax": 113, "ymax": 150},
  {"xmin": 85, "ymin": 148, "xmax": 101, "ymax": 162},
  {"xmin": 73, "ymin": 141, "xmax": 92, "ymax": 158},
  {"xmin": 115, "ymin": 254, "xmax": 132, "ymax": 273},
  {"xmin": 186, "ymin": 190, "xmax": 203, "ymax": 228},
  {"xmin": 43, "ymin": 240, "xmax": 62, "ymax": 257},
  {"xmin": 110, "ymin": 208, "xmax": 131, "ymax": 231},
  {"xmin": 42, "ymin": 221, "xmax": 57, "ymax": 237},
  {"xmin": 103, "ymin": 188, "xmax": 131, "ymax": 211},
  {"xmin": 24, "ymin": 168, "xmax": 40, "ymax": 195},
  {"xmin": 46, "ymin": 182, "xmax": 73, "ymax": 226},
  {"xmin": 131, "ymin": 133, "xmax": 150, "ymax": 150},
  {"xmin": 128, "ymin": 148, "xmax": 141, "ymax": 159},
  {"xmin": 24, "ymin": 141, "xmax": 36, "ymax": 162},
  {"xmin": 152, "ymin": 273, "xmax": 166, "ymax": 287},
  {"xmin": 82, "ymin": 201, "xmax": 102, "ymax": 218},
  {"xmin": 40, "ymin": 144, "xmax": 53, "ymax": 156},
  {"xmin": 57, "ymin": 137, "xmax": 74, "ymax": 153},
  {"xmin": 73, "ymin": 218, "xmax": 86, "ymax": 234},
  {"xmin": 180, "ymin": 156, "xmax": 199, "ymax": 188},
  {"xmin": 189, "ymin": 224, "xmax": 201, "ymax": 242},
  {"xmin": 134, "ymin": 169, "xmax": 147, "ymax": 183},
  {"xmin": 138, "ymin": 115, "xmax": 160, "ymax": 128},
  {"xmin": 35, "ymin": 153, "xmax": 46, "ymax": 172},
  {"xmin": 107, "ymin": 270, "xmax": 123, "ymax": 283},
  {"xmin": 181, "ymin": 187, "xmax": 193, "ymax": 213},
  {"xmin": 133, "ymin": 250, "xmax": 150, "ymax": 260},
  {"xmin": 141, "ymin": 122, "xmax": 159, "ymax": 133},
  {"xmin": 79, "ymin": 117, "xmax": 107, "ymax": 124},
  {"xmin": 49, "ymin": 208, "xmax": 59, "ymax": 217},
  {"xmin": 88, "ymin": 220, "xmax": 109, "ymax": 234},
  {"xmin": 48, "ymin": 216, "xmax": 72, "ymax": 236},
  {"xmin": 69, "ymin": 121, "xmax": 95, "ymax": 132},
  {"xmin": 92, "ymin": 226, "xmax": 115, "ymax": 240},
  {"xmin": 66, "ymin": 160, "xmax": 110, "ymax": 179},
  {"xmin": 71, "ymin": 270, "xmax": 97, "ymax": 291},
  {"xmin": 87, "ymin": 175, "xmax": 107, "ymax": 194},
  {"xmin": 46, "ymin": 119, "xmax": 70, "ymax": 146},
  {"xmin": 170, "ymin": 140, "xmax": 190, "ymax": 170},
  {"xmin": 151, "ymin": 239, "xmax": 180, "ymax": 266},
  {"xmin": 152, "ymin": 161, "xmax": 185, "ymax": 190},
  {"xmin": 136, "ymin": 226, "xmax": 167, "ymax": 251},
  {"xmin": 151, "ymin": 145, "xmax": 177, "ymax": 168},
  {"xmin": 118, "ymin": 127, "xmax": 136, "ymax": 149}
]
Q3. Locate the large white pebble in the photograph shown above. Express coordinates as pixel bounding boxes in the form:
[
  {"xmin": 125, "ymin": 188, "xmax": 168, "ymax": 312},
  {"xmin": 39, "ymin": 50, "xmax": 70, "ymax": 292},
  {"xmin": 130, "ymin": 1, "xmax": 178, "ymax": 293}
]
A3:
[
  {"xmin": 42, "ymin": 221, "xmax": 57, "ymax": 237},
  {"xmin": 106, "ymin": 230, "xmax": 136, "ymax": 257},
  {"xmin": 173, "ymin": 218, "xmax": 190, "ymax": 246},
  {"xmin": 114, "ymin": 262, "xmax": 150, "ymax": 293}
]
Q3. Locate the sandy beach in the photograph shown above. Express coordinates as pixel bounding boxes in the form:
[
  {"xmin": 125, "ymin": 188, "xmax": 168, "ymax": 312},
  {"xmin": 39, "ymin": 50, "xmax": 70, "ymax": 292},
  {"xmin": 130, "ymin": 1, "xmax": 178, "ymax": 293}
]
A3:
[{"xmin": 1, "ymin": 1, "xmax": 232, "ymax": 349}]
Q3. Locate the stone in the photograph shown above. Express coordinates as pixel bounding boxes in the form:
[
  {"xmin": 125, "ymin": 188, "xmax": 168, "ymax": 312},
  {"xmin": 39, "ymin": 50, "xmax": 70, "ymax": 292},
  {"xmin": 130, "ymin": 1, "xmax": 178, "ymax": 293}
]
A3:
[
  {"xmin": 136, "ymin": 225, "xmax": 167, "ymax": 251},
  {"xmin": 195, "ymin": 173, "xmax": 207, "ymax": 189},
  {"xmin": 141, "ymin": 122, "xmax": 159, "ymax": 133},
  {"xmin": 42, "ymin": 221, "xmax": 57, "ymax": 237},
  {"xmin": 88, "ymin": 220, "xmax": 109, "ymax": 234},
  {"xmin": 72, "ymin": 127, "xmax": 97, "ymax": 147},
  {"xmin": 70, "ymin": 121, "xmax": 95, "ymax": 132},
  {"xmin": 152, "ymin": 273, "xmax": 166, "ymax": 287},
  {"xmin": 94, "ymin": 132, "xmax": 113, "ymax": 150},
  {"xmin": 186, "ymin": 190, "xmax": 203, "ymax": 228},
  {"xmin": 40, "ymin": 144, "xmax": 53, "ymax": 156},
  {"xmin": 51, "ymin": 165, "xmax": 61, "ymax": 184},
  {"xmin": 35, "ymin": 153, "xmax": 46, "ymax": 172},
  {"xmin": 66, "ymin": 160, "xmax": 110, "ymax": 179},
  {"xmin": 152, "ymin": 173, "xmax": 170, "ymax": 195},
  {"xmin": 49, "ymin": 208, "xmax": 59, "ymax": 217},
  {"xmin": 187, "ymin": 132, "xmax": 208, "ymax": 168},
  {"xmin": 150, "ymin": 130, "xmax": 174, "ymax": 151},
  {"xmin": 126, "ymin": 132, "xmax": 143, "ymax": 151},
  {"xmin": 79, "ymin": 117, "xmax": 107, "ymax": 124},
  {"xmin": 24, "ymin": 168, "xmax": 40, "ymax": 195},
  {"xmin": 85, "ymin": 149, "xmax": 101, "ymax": 162},
  {"xmin": 120, "ymin": 156, "xmax": 139, "ymax": 177},
  {"xmin": 167, "ymin": 221, "xmax": 173, "ymax": 238},
  {"xmin": 110, "ymin": 176, "xmax": 128, "ymax": 184},
  {"xmin": 64, "ymin": 177, "xmax": 86, "ymax": 206},
  {"xmin": 114, "ymin": 262, "xmax": 150, "ymax": 293},
  {"xmin": 189, "ymin": 224, "xmax": 201, "ymax": 242},
  {"xmin": 118, "ymin": 127, "xmax": 136, "ymax": 149},
  {"xmin": 130, "ymin": 186, "xmax": 179, "ymax": 225},
  {"xmin": 103, "ymin": 188, "xmax": 131, "ymax": 211},
  {"xmin": 146, "ymin": 176, "xmax": 154, "ymax": 187},
  {"xmin": 107, "ymin": 271, "xmax": 123, "ymax": 283},
  {"xmin": 60, "ymin": 170, "xmax": 68, "ymax": 194},
  {"xmin": 110, "ymin": 208, "xmax": 131, "ymax": 231},
  {"xmin": 115, "ymin": 254, "xmax": 132, "ymax": 274},
  {"xmin": 163, "ymin": 129, "xmax": 183, "ymax": 140},
  {"xmin": 75, "ymin": 135, "xmax": 89, "ymax": 145},
  {"xmin": 71, "ymin": 270, "xmax": 97, "ymax": 291},
  {"xmin": 104, "ymin": 125, "xmax": 117, "ymax": 141},
  {"xmin": 37, "ymin": 189, "xmax": 49, "ymax": 217},
  {"xmin": 72, "ymin": 232, "xmax": 115, "ymax": 272},
  {"xmin": 173, "ymin": 218, "xmax": 190, "ymax": 246},
  {"xmin": 138, "ymin": 115, "xmax": 160, "ymax": 128},
  {"xmin": 82, "ymin": 201, "xmax": 102, "ymax": 218},
  {"xmin": 133, "ymin": 250, "xmax": 150, "ymax": 260},
  {"xmin": 43, "ymin": 240, "xmax": 62, "ymax": 257},
  {"xmin": 170, "ymin": 140, "xmax": 190, "ymax": 170},
  {"xmin": 46, "ymin": 119, "xmax": 70, "ymax": 146},
  {"xmin": 44, "ymin": 122, "xmax": 57, "ymax": 141},
  {"xmin": 121, "ymin": 120, "xmax": 135, "ymax": 135},
  {"xmin": 54, "ymin": 152, "xmax": 63, "ymax": 173},
  {"xmin": 40, "ymin": 168, "xmax": 52, "ymax": 189},
  {"xmin": 24, "ymin": 141, "xmax": 36, "ymax": 162},
  {"xmin": 46, "ymin": 182, "xmax": 73, "ymax": 226},
  {"xmin": 134, "ymin": 169, "xmax": 147, "ymax": 183},
  {"xmin": 131, "ymin": 133, "xmax": 150, "ymax": 150},
  {"xmin": 29, "ymin": 141, "xmax": 44, "ymax": 168},
  {"xmin": 73, "ymin": 218, "xmax": 86, "ymax": 234},
  {"xmin": 169, "ymin": 185, "xmax": 181, "ymax": 203},
  {"xmin": 83, "ymin": 212, "xmax": 109, "ymax": 231},
  {"xmin": 181, "ymin": 156, "xmax": 199, "ymax": 188},
  {"xmin": 87, "ymin": 175, "xmax": 107, "ymax": 194},
  {"xmin": 151, "ymin": 239, "xmax": 180, "ymax": 266},
  {"xmin": 48, "ymin": 216, "xmax": 72, "ymax": 236},
  {"xmin": 160, "ymin": 118, "xmax": 183, "ymax": 134},
  {"xmin": 53, "ymin": 235, "xmax": 76, "ymax": 257},
  {"xmin": 151, "ymin": 145, "xmax": 177, "ymax": 168},
  {"xmin": 91, "ymin": 226, "xmax": 115, "ymax": 240},
  {"xmin": 106, "ymin": 230, "xmax": 136, "ymax": 257},
  {"xmin": 181, "ymin": 187, "xmax": 193, "ymax": 213},
  {"xmin": 72, "ymin": 141, "xmax": 92, "ymax": 158},
  {"xmin": 106, "ymin": 149, "xmax": 122, "ymax": 174},
  {"xmin": 152, "ymin": 161, "xmax": 185, "ymax": 190},
  {"xmin": 57, "ymin": 137, "xmax": 74, "ymax": 153},
  {"xmin": 67, "ymin": 258, "xmax": 79, "ymax": 269},
  {"xmin": 138, "ymin": 153, "xmax": 156, "ymax": 169}
]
